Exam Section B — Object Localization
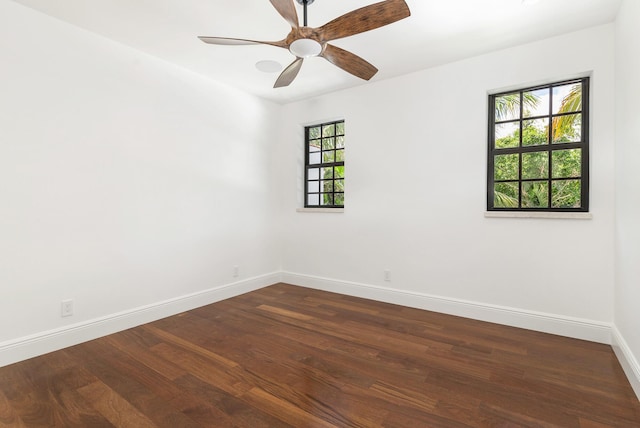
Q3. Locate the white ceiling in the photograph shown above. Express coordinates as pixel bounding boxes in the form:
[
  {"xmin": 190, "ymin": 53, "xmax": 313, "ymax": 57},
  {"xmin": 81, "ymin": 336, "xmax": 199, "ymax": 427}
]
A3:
[{"xmin": 11, "ymin": 0, "xmax": 621, "ymax": 104}]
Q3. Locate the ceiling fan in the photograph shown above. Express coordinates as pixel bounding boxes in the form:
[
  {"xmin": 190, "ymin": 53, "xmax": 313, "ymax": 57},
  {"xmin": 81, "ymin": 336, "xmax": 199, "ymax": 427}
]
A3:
[{"xmin": 198, "ymin": 0, "xmax": 411, "ymax": 88}]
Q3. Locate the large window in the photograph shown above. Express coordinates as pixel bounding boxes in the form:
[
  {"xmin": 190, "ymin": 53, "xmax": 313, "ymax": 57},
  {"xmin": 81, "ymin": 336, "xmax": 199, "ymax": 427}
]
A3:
[
  {"xmin": 305, "ymin": 120, "xmax": 345, "ymax": 208},
  {"xmin": 488, "ymin": 78, "xmax": 589, "ymax": 212}
]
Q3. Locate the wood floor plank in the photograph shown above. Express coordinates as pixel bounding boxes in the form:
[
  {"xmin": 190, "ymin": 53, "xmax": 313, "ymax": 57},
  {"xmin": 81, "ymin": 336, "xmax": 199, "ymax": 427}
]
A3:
[
  {"xmin": 77, "ymin": 381, "xmax": 156, "ymax": 428},
  {"xmin": 99, "ymin": 332, "xmax": 187, "ymax": 382},
  {"xmin": 242, "ymin": 386, "xmax": 340, "ymax": 428},
  {"xmin": 149, "ymin": 342, "xmax": 253, "ymax": 398},
  {"xmin": 172, "ymin": 374, "xmax": 295, "ymax": 428},
  {"xmin": 579, "ymin": 417, "xmax": 619, "ymax": 428},
  {"xmin": 142, "ymin": 325, "xmax": 238, "ymax": 369},
  {"xmin": 0, "ymin": 389, "xmax": 26, "ymax": 428},
  {"xmin": 53, "ymin": 387, "xmax": 115, "ymax": 428},
  {"xmin": 67, "ymin": 341, "xmax": 202, "ymax": 428},
  {"xmin": 0, "ymin": 283, "xmax": 638, "ymax": 427},
  {"xmin": 0, "ymin": 357, "xmax": 97, "ymax": 427}
]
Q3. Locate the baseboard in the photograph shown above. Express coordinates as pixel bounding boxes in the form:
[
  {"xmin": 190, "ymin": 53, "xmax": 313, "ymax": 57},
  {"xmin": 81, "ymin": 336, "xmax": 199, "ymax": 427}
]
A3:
[
  {"xmin": 612, "ymin": 326, "xmax": 640, "ymax": 400},
  {"xmin": 0, "ymin": 272, "xmax": 282, "ymax": 368},
  {"xmin": 282, "ymin": 272, "xmax": 612, "ymax": 344}
]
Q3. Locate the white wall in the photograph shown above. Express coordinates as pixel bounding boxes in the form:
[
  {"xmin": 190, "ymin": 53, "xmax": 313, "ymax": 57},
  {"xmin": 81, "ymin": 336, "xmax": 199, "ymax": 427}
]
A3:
[
  {"xmin": 281, "ymin": 24, "xmax": 616, "ymax": 339},
  {"xmin": 0, "ymin": 1, "xmax": 282, "ymax": 354},
  {"xmin": 614, "ymin": 0, "xmax": 640, "ymax": 397}
]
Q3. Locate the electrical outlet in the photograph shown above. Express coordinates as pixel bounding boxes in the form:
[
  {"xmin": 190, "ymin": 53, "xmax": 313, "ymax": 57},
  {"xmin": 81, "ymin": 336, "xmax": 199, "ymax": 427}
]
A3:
[
  {"xmin": 384, "ymin": 270, "xmax": 391, "ymax": 282},
  {"xmin": 233, "ymin": 265, "xmax": 239, "ymax": 278},
  {"xmin": 61, "ymin": 300, "xmax": 74, "ymax": 317}
]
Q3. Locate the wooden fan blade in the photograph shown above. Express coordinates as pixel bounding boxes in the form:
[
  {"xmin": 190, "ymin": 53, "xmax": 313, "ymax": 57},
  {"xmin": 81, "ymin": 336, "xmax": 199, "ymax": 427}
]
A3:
[
  {"xmin": 274, "ymin": 58, "xmax": 304, "ymax": 88},
  {"xmin": 320, "ymin": 44, "xmax": 378, "ymax": 81},
  {"xmin": 316, "ymin": 0, "xmax": 410, "ymax": 42},
  {"xmin": 269, "ymin": 0, "xmax": 299, "ymax": 28},
  {"xmin": 198, "ymin": 36, "xmax": 286, "ymax": 48}
]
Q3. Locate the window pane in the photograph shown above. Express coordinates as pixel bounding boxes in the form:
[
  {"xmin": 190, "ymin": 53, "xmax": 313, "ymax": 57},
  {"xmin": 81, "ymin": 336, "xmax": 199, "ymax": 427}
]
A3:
[
  {"xmin": 335, "ymin": 193, "xmax": 344, "ymax": 206},
  {"xmin": 336, "ymin": 136, "xmax": 345, "ymax": 149},
  {"xmin": 309, "ymin": 140, "xmax": 321, "ymax": 152},
  {"xmin": 552, "ymin": 180, "xmax": 581, "ymax": 208},
  {"xmin": 308, "ymin": 181, "xmax": 319, "ymax": 193},
  {"xmin": 522, "ymin": 181, "xmax": 549, "ymax": 208},
  {"xmin": 336, "ymin": 149, "xmax": 345, "ymax": 162},
  {"xmin": 322, "ymin": 180, "xmax": 334, "ymax": 193},
  {"xmin": 322, "ymin": 138, "xmax": 335, "ymax": 150},
  {"xmin": 323, "ymin": 151, "xmax": 335, "ymax": 163},
  {"xmin": 552, "ymin": 113, "xmax": 582, "ymax": 143},
  {"xmin": 322, "ymin": 125, "xmax": 335, "ymax": 137},
  {"xmin": 495, "ymin": 122, "xmax": 519, "ymax": 148},
  {"xmin": 308, "ymin": 168, "xmax": 319, "ymax": 180},
  {"xmin": 553, "ymin": 83, "xmax": 582, "ymax": 114},
  {"xmin": 307, "ymin": 194, "xmax": 320, "ymax": 206},
  {"xmin": 552, "ymin": 149, "xmax": 581, "ymax": 178},
  {"xmin": 522, "ymin": 152, "xmax": 549, "ymax": 180},
  {"xmin": 522, "ymin": 118, "xmax": 549, "ymax": 146},
  {"xmin": 335, "ymin": 179, "xmax": 344, "ymax": 192},
  {"xmin": 523, "ymin": 88, "xmax": 549, "ymax": 118},
  {"xmin": 309, "ymin": 127, "xmax": 321, "ymax": 139},
  {"xmin": 335, "ymin": 165, "xmax": 345, "ymax": 179},
  {"xmin": 495, "ymin": 93, "xmax": 520, "ymax": 121},
  {"xmin": 336, "ymin": 122, "xmax": 345, "ymax": 135},
  {"xmin": 309, "ymin": 152, "xmax": 321, "ymax": 164},
  {"xmin": 494, "ymin": 154, "xmax": 519, "ymax": 181},
  {"xmin": 494, "ymin": 183, "xmax": 519, "ymax": 208},
  {"xmin": 322, "ymin": 193, "xmax": 334, "ymax": 206},
  {"xmin": 322, "ymin": 167, "xmax": 333, "ymax": 179}
]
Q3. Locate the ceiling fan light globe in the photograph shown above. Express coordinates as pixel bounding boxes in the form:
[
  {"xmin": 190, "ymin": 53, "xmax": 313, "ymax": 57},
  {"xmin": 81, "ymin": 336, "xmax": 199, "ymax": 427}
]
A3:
[{"xmin": 289, "ymin": 39, "xmax": 322, "ymax": 58}]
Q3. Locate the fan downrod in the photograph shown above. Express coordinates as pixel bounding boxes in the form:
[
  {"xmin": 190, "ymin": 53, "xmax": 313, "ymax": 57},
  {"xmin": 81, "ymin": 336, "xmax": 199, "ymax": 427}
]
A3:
[{"xmin": 295, "ymin": 0, "xmax": 315, "ymax": 26}]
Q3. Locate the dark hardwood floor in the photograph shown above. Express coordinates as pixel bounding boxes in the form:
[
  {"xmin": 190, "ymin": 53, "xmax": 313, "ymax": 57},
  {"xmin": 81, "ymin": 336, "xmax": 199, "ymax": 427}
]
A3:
[{"xmin": 1, "ymin": 283, "xmax": 639, "ymax": 427}]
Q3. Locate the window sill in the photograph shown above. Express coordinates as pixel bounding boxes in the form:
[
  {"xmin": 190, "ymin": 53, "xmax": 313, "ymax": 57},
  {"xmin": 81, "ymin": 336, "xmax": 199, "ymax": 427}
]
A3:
[
  {"xmin": 297, "ymin": 208, "xmax": 344, "ymax": 213},
  {"xmin": 484, "ymin": 211, "xmax": 592, "ymax": 220}
]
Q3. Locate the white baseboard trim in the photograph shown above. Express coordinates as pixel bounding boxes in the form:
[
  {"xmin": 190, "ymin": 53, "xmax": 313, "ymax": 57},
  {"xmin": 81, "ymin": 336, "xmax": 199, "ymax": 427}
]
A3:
[
  {"xmin": 282, "ymin": 272, "xmax": 612, "ymax": 345},
  {"xmin": 612, "ymin": 326, "xmax": 640, "ymax": 400},
  {"xmin": 0, "ymin": 272, "xmax": 282, "ymax": 368}
]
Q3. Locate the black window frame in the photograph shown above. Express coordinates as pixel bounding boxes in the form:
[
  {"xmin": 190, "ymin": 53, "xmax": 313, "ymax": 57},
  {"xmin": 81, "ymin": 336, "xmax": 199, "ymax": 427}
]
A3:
[
  {"xmin": 304, "ymin": 120, "xmax": 345, "ymax": 208},
  {"xmin": 487, "ymin": 77, "xmax": 590, "ymax": 212}
]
